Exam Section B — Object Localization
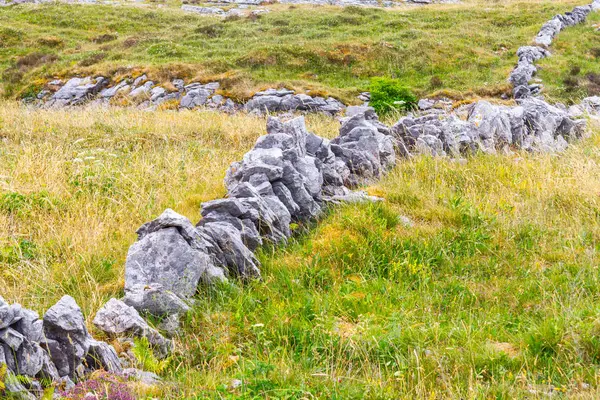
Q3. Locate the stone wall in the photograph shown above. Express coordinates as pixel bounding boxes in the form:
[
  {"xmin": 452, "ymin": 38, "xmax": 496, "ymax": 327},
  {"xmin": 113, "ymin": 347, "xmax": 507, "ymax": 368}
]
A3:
[{"xmin": 509, "ymin": 1, "xmax": 600, "ymax": 99}]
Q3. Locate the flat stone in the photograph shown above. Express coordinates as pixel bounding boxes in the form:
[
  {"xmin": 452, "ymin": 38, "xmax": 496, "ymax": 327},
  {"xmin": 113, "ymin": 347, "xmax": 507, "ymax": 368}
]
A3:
[{"xmin": 123, "ymin": 283, "xmax": 191, "ymax": 316}]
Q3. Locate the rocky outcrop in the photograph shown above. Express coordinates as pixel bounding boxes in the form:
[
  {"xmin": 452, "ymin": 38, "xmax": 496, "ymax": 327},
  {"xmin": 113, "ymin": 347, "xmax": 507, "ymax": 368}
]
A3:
[
  {"xmin": 391, "ymin": 97, "xmax": 588, "ymax": 156},
  {"xmin": 91, "ymin": 111, "xmax": 394, "ymax": 349},
  {"xmin": 245, "ymin": 89, "xmax": 345, "ymax": 115},
  {"xmin": 33, "ymin": 77, "xmax": 348, "ymax": 116},
  {"xmin": 0, "ymin": 295, "xmax": 122, "ymax": 399},
  {"xmin": 181, "ymin": 4, "xmax": 269, "ymax": 17},
  {"xmin": 509, "ymin": 1, "xmax": 599, "ymax": 99}
]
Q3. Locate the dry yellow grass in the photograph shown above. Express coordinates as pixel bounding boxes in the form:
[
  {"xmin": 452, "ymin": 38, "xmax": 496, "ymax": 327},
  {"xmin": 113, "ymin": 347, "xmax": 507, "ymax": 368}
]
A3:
[{"xmin": 0, "ymin": 102, "xmax": 339, "ymax": 319}]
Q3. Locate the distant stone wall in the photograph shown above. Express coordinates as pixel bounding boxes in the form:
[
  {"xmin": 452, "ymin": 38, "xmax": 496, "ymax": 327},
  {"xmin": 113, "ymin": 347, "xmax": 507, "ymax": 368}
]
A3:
[
  {"xmin": 509, "ymin": 1, "xmax": 600, "ymax": 99},
  {"xmin": 33, "ymin": 77, "xmax": 348, "ymax": 115}
]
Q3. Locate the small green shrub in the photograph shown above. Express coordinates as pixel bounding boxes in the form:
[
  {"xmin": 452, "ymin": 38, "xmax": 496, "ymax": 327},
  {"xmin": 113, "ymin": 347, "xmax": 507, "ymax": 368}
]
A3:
[{"xmin": 369, "ymin": 77, "xmax": 417, "ymax": 114}]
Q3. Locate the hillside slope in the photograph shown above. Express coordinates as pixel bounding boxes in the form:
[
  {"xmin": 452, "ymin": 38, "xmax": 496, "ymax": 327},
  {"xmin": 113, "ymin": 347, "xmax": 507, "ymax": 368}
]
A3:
[{"xmin": 1, "ymin": 0, "xmax": 598, "ymax": 102}]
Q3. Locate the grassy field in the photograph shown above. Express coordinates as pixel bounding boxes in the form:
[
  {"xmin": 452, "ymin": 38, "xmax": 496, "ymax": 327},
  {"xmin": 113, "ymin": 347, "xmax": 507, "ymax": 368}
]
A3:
[
  {"xmin": 2, "ymin": 100, "xmax": 600, "ymax": 398},
  {"xmin": 167, "ymin": 119, "xmax": 600, "ymax": 399},
  {"xmin": 0, "ymin": 0, "xmax": 598, "ymax": 103},
  {"xmin": 2, "ymin": 0, "xmax": 600, "ymax": 398}
]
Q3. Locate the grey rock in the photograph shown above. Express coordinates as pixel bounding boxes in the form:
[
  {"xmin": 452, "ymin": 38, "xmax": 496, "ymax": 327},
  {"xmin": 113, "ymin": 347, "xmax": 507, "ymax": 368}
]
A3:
[
  {"xmin": 37, "ymin": 351, "xmax": 60, "ymax": 381},
  {"xmin": 93, "ymin": 299, "xmax": 172, "ymax": 358},
  {"xmin": 42, "ymin": 295, "xmax": 90, "ymax": 378},
  {"xmin": 254, "ymin": 88, "xmax": 295, "ymax": 97},
  {"xmin": 198, "ymin": 221, "xmax": 261, "ymax": 279},
  {"xmin": 99, "ymin": 80, "xmax": 130, "ymax": 98},
  {"xmin": 132, "ymin": 75, "xmax": 147, "ymax": 88},
  {"xmin": 14, "ymin": 309, "xmax": 43, "ymax": 343},
  {"xmin": 123, "ymin": 368, "xmax": 161, "ymax": 385},
  {"xmin": 0, "ymin": 303, "xmax": 22, "ymax": 329},
  {"xmin": 181, "ymin": 4, "xmax": 226, "ymax": 14},
  {"xmin": 346, "ymin": 105, "xmax": 375, "ymax": 118},
  {"xmin": 418, "ymin": 99, "xmax": 435, "ymax": 110},
  {"xmin": 468, "ymin": 101, "xmax": 513, "ymax": 151},
  {"xmin": 15, "ymin": 340, "xmax": 45, "ymax": 377},
  {"xmin": 123, "ymin": 283, "xmax": 191, "ymax": 316},
  {"xmin": 157, "ymin": 314, "xmax": 181, "ymax": 337},
  {"xmin": 245, "ymin": 95, "xmax": 282, "ymax": 113},
  {"xmin": 581, "ymin": 96, "xmax": 600, "ymax": 114},
  {"xmin": 0, "ymin": 328, "xmax": 25, "ymax": 351},
  {"xmin": 4, "ymin": 370, "xmax": 37, "ymax": 400},
  {"xmin": 129, "ymin": 81, "xmax": 154, "ymax": 98},
  {"xmin": 126, "ymin": 209, "xmax": 225, "ymax": 298},
  {"xmin": 180, "ymin": 88, "xmax": 212, "ymax": 109},
  {"xmin": 51, "ymin": 77, "xmax": 107, "ymax": 106},
  {"xmin": 85, "ymin": 339, "xmax": 123, "ymax": 373}
]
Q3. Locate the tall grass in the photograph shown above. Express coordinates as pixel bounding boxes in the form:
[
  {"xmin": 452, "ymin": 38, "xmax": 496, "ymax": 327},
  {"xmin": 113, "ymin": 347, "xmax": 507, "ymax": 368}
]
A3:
[
  {"xmin": 165, "ymin": 118, "xmax": 600, "ymax": 398},
  {"xmin": 0, "ymin": 101, "xmax": 339, "ymax": 316}
]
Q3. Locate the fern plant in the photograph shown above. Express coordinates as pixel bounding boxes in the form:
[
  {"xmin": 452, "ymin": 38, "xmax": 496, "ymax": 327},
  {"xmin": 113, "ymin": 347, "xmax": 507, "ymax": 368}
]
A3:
[{"xmin": 132, "ymin": 337, "xmax": 171, "ymax": 374}]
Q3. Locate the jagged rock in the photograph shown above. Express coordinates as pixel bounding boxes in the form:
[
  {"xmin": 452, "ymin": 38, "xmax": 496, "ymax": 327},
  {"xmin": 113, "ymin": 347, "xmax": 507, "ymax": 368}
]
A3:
[
  {"xmin": 468, "ymin": 101, "xmax": 513, "ymax": 152},
  {"xmin": 99, "ymin": 80, "xmax": 130, "ymax": 98},
  {"xmin": 180, "ymin": 88, "xmax": 212, "ymax": 109},
  {"xmin": 37, "ymin": 351, "xmax": 60, "ymax": 381},
  {"xmin": 15, "ymin": 340, "xmax": 45, "ymax": 377},
  {"xmin": 246, "ymin": 90, "xmax": 345, "ymax": 115},
  {"xmin": 0, "ymin": 302, "xmax": 22, "ymax": 329},
  {"xmin": 93, "ymin": 299, "xmax": 172, "ymax": 358},
  {"xmin": 535, "ymin": 18, "xmax": 562, "ymax": 46},
  {"xmin": 130, "ymin": 81, "xmax": 154, "ymax": 98},
  {"xmin": 198, "ymin": 221, "xmax": 261, "ymax": 279},
  {"xmin": 346, "ymin": 105, "xmax": 374, "ymax": 118},
  {"xmin": 520, "ymin": 97, "xmax": 586, "ymax": 152},
  {"xmin": 181, "ymin": 4, "xmax": 226, "ymax": 14},
  {"xmin": 516, "ymin": 46, "xmax": 550, "ymax": 64},
  {"xmin": 581, "ymin": 96, "xmax": 600, "ymax": 114},
  {"xmin": 49, "ymin": 77, "xmax": 107, "ymax": 106},
  {"xmin": 418, "ymin": 99, "xmax": 435, "ymax": 110},
  {"xmin": 85, "ymin": 339, "xmax": 123, "ymax": 373},
  {"xmin": 0, "ymin": 327, "xmax": 24, "ymax": 351},
  {"xmin": 42, "ymin": 295, "xmax": 90, "ymax": 378},
  {"xmin": 132, "ymin": 75, "xmax": 147, "ymax": 88},
  {"xmin": 123, "ymin": 283, "xmax": 191, "ymax": 316},
  {"xmin": 125, "ymin": 209, "xmax": 225, "ymax": 299},
  {"xmin": 331, "ymin": 112, "xmax": 396, "ymax": 185}
]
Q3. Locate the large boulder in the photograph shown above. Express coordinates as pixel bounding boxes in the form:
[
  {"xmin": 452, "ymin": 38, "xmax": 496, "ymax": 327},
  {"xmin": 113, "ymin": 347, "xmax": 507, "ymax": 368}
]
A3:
[
  {"xmin": 42, "ymin": 295, "xmax": 90, "ymax": 378},
  {"xmin": 125, "ymin": 209, "xmax": 226, "ymax": 299}
]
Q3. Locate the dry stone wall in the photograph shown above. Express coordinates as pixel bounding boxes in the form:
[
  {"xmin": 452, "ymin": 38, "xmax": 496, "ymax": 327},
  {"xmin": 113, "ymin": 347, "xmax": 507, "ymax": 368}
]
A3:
[{"xmin": 509, "ymin": 1, "xmax": 600, "ymax": 99}]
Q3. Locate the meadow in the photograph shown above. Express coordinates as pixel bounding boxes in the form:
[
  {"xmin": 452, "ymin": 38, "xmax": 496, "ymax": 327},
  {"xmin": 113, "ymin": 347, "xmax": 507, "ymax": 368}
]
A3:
[
  {"xmin": 2, "ymin": 101, "xmax": 600, "ymax": 398},
  {"xmin": 0, "ymin": 0, "xmax": 599, "ymax": 102},
  {"xmin": 1, "ymin": 0, "xmax": 600, "ymax": 398}
]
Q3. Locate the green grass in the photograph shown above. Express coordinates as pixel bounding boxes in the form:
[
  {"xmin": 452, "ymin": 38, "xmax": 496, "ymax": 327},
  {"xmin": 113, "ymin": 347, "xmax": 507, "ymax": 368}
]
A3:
[
  {"xmin": 2, "ymin": 1, "xmax": 600, "ymax": 398},
  {"xmin": 166, "ymin": 123, "xmax": 600, "ymax": 398},
  {"xmin": 538, "ymin": 12, "xmax": 600, "ymax": 103},
  {"xmin": 0, "ymin": 0, "xmax": 597, "ymax": 102}
]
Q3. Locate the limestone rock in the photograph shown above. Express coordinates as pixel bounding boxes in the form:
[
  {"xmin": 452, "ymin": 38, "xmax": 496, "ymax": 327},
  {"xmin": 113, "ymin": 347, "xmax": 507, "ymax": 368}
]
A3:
[
  {"xmin": 93, "ymin": 299, "xmax": 172, "ymax": 358},
  {"xmin": 42, "ymin": 295, "xmax": 90, "ymax": 378},
  {"xmin": 123, "ymin": 283, "xmax": 191, "ymax": 317},
  {"xmin": 125, "ymin": 209, "xmax": 225, "ymax": 299}
]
